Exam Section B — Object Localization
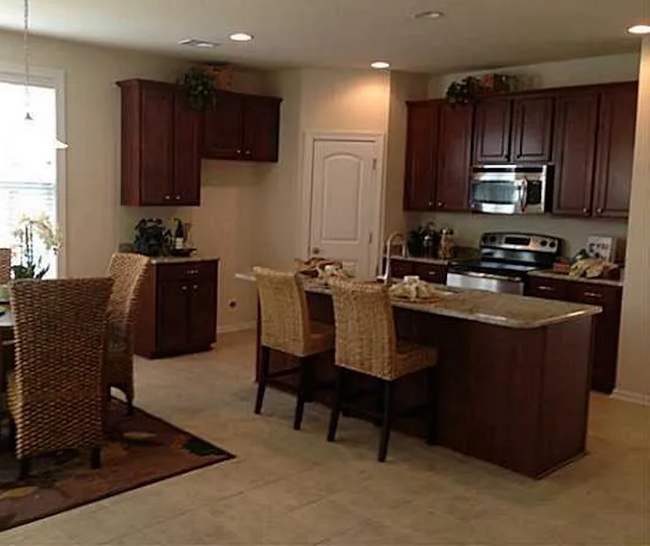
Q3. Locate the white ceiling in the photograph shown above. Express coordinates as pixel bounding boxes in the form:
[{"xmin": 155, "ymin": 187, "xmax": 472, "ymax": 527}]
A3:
[{"xmin": 0, "ymin": 0, "xmax": 648, "ymax": 73}]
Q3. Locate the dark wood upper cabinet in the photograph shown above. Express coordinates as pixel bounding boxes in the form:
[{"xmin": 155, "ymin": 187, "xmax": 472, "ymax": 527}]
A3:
[
  {"xmin": 552, "ymin": 91, "xmax": 600, "ymax": 216},
  {"xmin": 404, "ymin": 101, "xmax": 441, "ymax": 211},
  {"xmin": 511, "ymin": 95, "xmax": 555, "ymax": 163},
  {"xmin": 473, "ymin": 98, "xmax": 512, "ymax": 164},
  {"xmin": 593, "ymin": 82, "xmax": 638, "ymax": 218},
  {"xmin": 203, "ymin": 91, "xmax": 281, "ymax": 162},
  {"xmin": 437, "ymin": 103, "xmax": 474, "ymax": 211},
  {"xmin": 119, "ymin": 79, "xmax": 201, "ymax": 207}
]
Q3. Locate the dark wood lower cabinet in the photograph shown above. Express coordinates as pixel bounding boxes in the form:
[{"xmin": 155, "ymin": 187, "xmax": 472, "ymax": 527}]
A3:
[
  {"xmin": 389, "ymin": 258, "xmax": 448, "ymax": 284},
  {"xmin": 135, "ymin": 259, "xmax": 219, "ymax": 358},
  {"xmin": 526, "ymin": 276, "xmax": 622, "ymax": 393}
]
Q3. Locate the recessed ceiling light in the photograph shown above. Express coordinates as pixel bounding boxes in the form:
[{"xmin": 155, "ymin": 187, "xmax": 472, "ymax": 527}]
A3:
[
  {"xmin": 627, "ymin": 24, "xmax": 650, "ymax": 35},
  {"xmin": 178, "ymin": 38, "xmax": 219, "ymax": 49},
  {"xmin": 414, "ymin": 11, "xmax": 444, "ymax": 20},
  {"xmin": 229, "ymin": 32, "xmax": 254, "ymax": 42},
  {"xmin": 371, "ymin": 61, "xmax": 391, "ymax": 70}
]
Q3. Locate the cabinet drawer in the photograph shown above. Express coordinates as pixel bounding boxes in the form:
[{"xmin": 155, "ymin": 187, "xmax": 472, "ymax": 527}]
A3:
[
  {"xmin": 413, "ymin": 263, "xmax": 447, "ymax": 284},
  {"xmin": 567, "ymin": 283, "xmax": 620, "ymax": 309},
  {"xmin": 389, "ymin": 259, "xmax": 415, "ymax": 279},
  {"xmin": 156, "ymin": 261, "xmax": 218, "ymax": 283},
  {"xmin": 527, "ymin": 277, "xmax": 568, "ymax": 300}
]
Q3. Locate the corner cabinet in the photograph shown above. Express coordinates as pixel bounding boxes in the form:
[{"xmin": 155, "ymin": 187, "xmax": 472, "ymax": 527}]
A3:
[
  {"xmin": 135, "ymin": 259, "xmax": 219, "ymax": 359},
  {"xmin": 118, "ymin": 79, "xmax": 201, "ymax": 206},
  {"xmin": 203, "ymin": 91, "xmax": 282, "ymax": 162},
  {"xmin": 404, "ymin": 101, "xmax": 440, "ymax": 211},
  {"xmin": 437, "ymin": 103, "xmax": 474, "ymax": 211}
]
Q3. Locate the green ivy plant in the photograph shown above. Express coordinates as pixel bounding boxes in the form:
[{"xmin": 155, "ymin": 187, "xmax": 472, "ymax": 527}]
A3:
[{"xmin": 181, "ymin": 67, "xmax": 216, "ymax": 110}]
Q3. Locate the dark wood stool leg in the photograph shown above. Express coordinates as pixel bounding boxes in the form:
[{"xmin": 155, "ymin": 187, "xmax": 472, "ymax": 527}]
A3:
[
  {"xmin": 426, "ymin": 366, "xmax": 438, "ymax": 445},
  {"xmin": 293, "ymin": 356, "xmax": 310, "ymax": 430},
  {"xmin": 255, "ymin": 346, "xmax": 271, "ymax": 414},
  {"xmin": 327, "ymin": 367, "xmax": 344, "ymax": 442},
  {"xmin": 327, "ymin": 366, "xmax": 345, "ymax": 442},
  {"xmin": 18, "ymin": 458, "xmax": 30, "ymax": 481},
  {"xmin": 91, "ymin": 447, "xmax": 101, "ymax": 469},
  {"xmin": 378, "ymin": 380, "xmax": 394, "ymax": 462}
]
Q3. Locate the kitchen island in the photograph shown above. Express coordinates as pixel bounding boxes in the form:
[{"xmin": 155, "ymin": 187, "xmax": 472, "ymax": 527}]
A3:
[{"xmin": 238, "ymin": 274, "xmax": 601, "ymax": 478}]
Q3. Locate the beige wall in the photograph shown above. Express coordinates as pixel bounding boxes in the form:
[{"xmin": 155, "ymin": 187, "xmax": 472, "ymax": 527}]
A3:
[
  {"xmin": 257, "ymin": 68, "xmax": 392, "ymax": 271},
  {"xmin": 0, "ymin": 30, "xmax": 189, "ymax": 277},
  {"xmin": 617, "ymin": 38, "xmax": 650, "ymax": 404},
  {"xmin": 409, "ymin": 53, "xmax": 640, "ymax": 258},
  {"xmin": 384, "ymin": 72, "xmax": 429, "ymax": 237},
  {"xmin": 429, "ymin": 52, "xmax": 641, "ymax": 98}
]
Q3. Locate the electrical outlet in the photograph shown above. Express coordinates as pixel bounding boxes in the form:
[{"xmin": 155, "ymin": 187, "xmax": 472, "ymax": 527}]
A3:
[{"xmin": 228, "ymin": 299, "xmax": 237, "ymax": 309}]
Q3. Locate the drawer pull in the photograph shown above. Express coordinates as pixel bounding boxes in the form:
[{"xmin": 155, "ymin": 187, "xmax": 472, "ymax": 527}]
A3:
[
  {"xmin": 428, "ymin": 271, "xmax": 439, "ymax": 278},
  {"xmin": 187, "ymin": 269, "xmax": 199, "ymax": 275},
  {"xmin": 583, "ymin": 291, "xmax": 602, "ymax": 299},
  {"xmin": 538, "ymin": 285, "xmax": 555, "ymax": 292}
]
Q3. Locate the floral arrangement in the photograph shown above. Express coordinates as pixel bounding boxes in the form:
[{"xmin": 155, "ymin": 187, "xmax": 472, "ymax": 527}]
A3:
[
  {"xmin": 12, "ymin": 214, "xmax": 61, "ymax": 280},
  {"xmin": 180, "ymin": 64, "xmax": 234, "ymax": 110},
  {"xmin": 445, "ymin": 73, "xmax": 519, "ymax": 104}
]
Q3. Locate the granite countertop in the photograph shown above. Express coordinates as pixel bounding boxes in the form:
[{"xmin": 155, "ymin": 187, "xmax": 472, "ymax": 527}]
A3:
[
  {"xmin": 149, "ymin": 256, "xmax": 220, "ymax": 265},
  {"xmin": 528, "ymin": 270, "xmax": 624, "ymax": 288},
  {"xmin": 235, "ymin": 272, "xmax": 601, "ymax": 329}
]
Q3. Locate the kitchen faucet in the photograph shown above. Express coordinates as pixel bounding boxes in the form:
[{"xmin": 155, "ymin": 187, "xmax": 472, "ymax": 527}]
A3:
[{"xmin": 378, "ymin": 232, "xmax": 407, "ymax": 284}]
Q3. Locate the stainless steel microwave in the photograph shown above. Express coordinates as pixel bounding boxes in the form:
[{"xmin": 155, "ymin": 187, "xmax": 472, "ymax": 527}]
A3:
[{"xmin": 470, "ymin": 165, "xmax": 550, "ymax": 214}]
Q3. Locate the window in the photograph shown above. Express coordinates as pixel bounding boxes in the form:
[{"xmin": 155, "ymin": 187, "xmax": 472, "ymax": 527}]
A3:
[{"xmin": 0, "ymin": 71, "xmax": 62, "ymax": 277}]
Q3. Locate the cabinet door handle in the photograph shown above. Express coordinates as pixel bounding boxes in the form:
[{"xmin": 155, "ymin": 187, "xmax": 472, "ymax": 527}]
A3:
[
  {"xmin": 193, "ymin": 284, "xmax": 198, "ymax": 290},
  {"xmin": 176, "ymin": 195, "xmax": 181, "ymax": 201},
  {"xmin": 596, "ymin": 208, "xmax": 603, "ymax": 215},
  {"xmin": 237, "ymin": 149, "xmax": 242, "ymax": 155},
  {"xmin": 181, "ymin": 285, "xmax": 188, "ymax": 292},
  {"xmin": 583, "ymin": 208, "xmax": 590, "ymax": 215},
  {"xmin": 584, "ymin": 291, "xmax": 602, "ymax": 299},
  {"xmin": 245, "ymin": 150, "xmax": 252, "ymax": 156},
  {"xmin": 187, "ymin": 269, "xmax": 199, "ymax": 275},
  {"xmin": 438, "ymin": 202, "xmax": 444, "ymax": 208},
  {"xmin": 164, "ymin": 195, "xmax": 171, "ymax": 201},
  {"xmin": 538, "ymin": 285, "xmax": 555, "ymax": 292}
]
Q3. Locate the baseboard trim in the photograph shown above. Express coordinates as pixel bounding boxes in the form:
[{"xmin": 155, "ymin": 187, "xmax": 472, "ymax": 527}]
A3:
[
  {"xmin": 217, "ymin": 321, "xmax": 256, "ymax": 335},
  {"xmin": 611, "ymin": 389, "xmax": 650, "ymax": 407}
]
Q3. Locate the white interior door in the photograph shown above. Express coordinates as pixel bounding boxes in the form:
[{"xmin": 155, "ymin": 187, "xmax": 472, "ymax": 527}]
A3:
[{"xmin": 308, "ymin": 137, "xmax": 382, "ymax": 280}]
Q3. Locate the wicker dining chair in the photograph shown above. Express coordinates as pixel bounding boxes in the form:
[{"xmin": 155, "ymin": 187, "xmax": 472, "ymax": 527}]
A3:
[
  {"xmin": 253, "ymin": 267, "xmax": 334, "ymax": 430},
  {"xmin": 327, "ymin": 279, "xmax": 438, "ymax": 462},
  {"xmin": 7, "ymin": 278, "xmax": 113, "ymax": 479},
  {"xmin": 104, "ymin": 253, "xmax": 150, "ymax": 415},
  {"xmin": 0, "ymin": 248, "xmax": 11, "ymax": 285}
]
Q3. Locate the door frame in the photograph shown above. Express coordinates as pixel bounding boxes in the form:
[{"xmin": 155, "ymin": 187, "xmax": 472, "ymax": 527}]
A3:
[{"xmin": 299, "ymin": 131, "xmax": 386, "ymax": 278}]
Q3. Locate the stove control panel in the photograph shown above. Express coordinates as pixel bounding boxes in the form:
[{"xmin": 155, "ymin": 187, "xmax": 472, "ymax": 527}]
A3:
[{"xmin": 480, "ymin": 232, "xmax": 562, "ymax": 255}]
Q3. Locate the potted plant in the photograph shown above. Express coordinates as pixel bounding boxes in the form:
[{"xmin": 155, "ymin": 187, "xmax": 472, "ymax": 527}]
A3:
[
  {"xmin": 180, "ymin": 67, "xmax": 217, "ymax": 110},
  {"xmin": 11, "ymin": 215, "xmax": 61, "ymax": 280}
]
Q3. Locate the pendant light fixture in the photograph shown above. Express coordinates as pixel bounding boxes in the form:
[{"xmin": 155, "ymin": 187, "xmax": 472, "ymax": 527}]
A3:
[{"xmin": 22, "ymin": 0, "xmax": 68, "ymax": 150}]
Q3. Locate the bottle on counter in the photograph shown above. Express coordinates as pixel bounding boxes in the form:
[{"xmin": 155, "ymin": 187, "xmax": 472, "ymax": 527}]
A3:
[
  {"xmin": 173, "ymin": 219, "xmax": 185, "ymax": 250},
  {"xmin": 438, "ymin": 228, "xmax": 456, "ymax": 260}
]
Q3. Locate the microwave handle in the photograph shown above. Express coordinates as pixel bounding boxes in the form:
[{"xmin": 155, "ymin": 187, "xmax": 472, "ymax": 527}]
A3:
[{"xmin": 520, "ymin": 178, "xmax": 528, "ymax": 212}]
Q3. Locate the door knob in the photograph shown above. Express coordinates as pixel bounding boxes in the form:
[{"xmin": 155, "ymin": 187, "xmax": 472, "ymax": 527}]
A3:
[{"xmin": 312, "ymin": 247, "xmax": 321, "ymax": 255}]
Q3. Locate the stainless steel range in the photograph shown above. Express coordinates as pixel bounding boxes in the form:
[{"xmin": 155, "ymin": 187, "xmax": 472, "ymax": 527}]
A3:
[{"xmin": 447, "ymin": 232, "xmax": 562, "ymax": 295}]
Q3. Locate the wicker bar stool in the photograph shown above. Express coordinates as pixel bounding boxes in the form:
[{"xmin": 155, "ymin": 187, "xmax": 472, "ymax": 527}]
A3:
[
  {"xmin": 104, "ymin": 253, "xmax": 150, "ymax": 415},
  {"xmin": 327, "ymin": 279, "xmax": 438, "ymax": 462},
  {"xmin": 253, "ymin": 267, "xmax": 334, "ymax": 430},
  {"xmin": 7, "ymin": 278, "xmax": 113, "ymax": 480}
]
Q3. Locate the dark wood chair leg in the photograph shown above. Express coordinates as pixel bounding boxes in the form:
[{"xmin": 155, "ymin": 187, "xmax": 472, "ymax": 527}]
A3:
[
  {"xmin": 378, "ymin": 380, "xmax": 394, "ymax": 462},
  {"xmin": 327, "ymin": 367, "xmax": 344, "ymax": 442},
  {"xmin": 18, "ymin": 458, "xmax": 30, "ymax": 481},
  {"xmin": 426, "ymin": 366, "xmax": 438, "ymax": 445},
  {"xmin": 255, "ymin": 346, "xmax": 271, "ymax": 414},
  {"xmin": 91, "ymin": 447, "xmax": 101, "ymax": 469},
  {"xmin": 293, "ymin": 357, "xmax": 310, "ymax": 430}
]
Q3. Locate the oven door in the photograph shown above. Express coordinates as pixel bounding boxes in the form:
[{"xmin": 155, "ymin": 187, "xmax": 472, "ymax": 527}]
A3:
[{"xmin": 446, "ymin": 271, "xmax": 524, "ymax": 295}]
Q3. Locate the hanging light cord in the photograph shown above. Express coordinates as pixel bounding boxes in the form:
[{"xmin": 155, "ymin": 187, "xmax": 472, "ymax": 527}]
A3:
[{"xmin": 23, "ymin": 0, "xmax": 33, "ymax": 120}]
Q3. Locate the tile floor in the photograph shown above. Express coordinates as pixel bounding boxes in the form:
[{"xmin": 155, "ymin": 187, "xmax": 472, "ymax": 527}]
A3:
[{"xmin": 1, "ymin": 331, "xmax": 648, "ymax": 545}]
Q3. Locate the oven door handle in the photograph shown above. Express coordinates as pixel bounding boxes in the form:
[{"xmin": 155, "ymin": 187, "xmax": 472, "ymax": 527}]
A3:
[
  {"xmin": 451, "ymin": 271, "xmax": 523, "ymax": 283},
  {"xmin": 520, "ymin": 178, "xmax": 528, "ymax": 212}
]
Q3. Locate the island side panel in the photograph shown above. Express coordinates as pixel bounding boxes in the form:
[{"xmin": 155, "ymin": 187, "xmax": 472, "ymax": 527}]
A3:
[
  {"xmin": 538, "ymin": 316, "xmax": 593, "ymax": 475},
  {"xmin": 435, "ymin": 320, "xmax": 546, "ymax": 477}
]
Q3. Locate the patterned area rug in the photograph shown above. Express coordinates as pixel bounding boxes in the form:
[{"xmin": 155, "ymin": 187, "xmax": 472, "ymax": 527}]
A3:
[{"xmin": 0, "ymin": 400, "xmax": 234, "ymax": 531}]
